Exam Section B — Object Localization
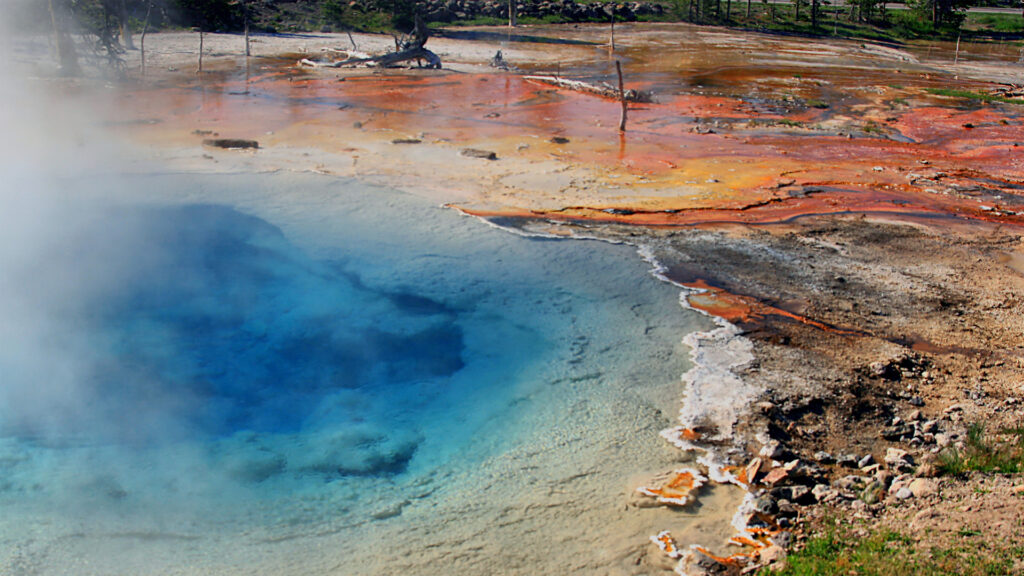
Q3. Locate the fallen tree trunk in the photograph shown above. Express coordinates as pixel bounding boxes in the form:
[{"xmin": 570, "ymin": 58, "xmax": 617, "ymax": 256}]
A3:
[
  {"xmin": 299, "ymin": 46, "xmax": 440, "ymax": 69},
  {"xmin": 298, "ymin": 16, "xmax": 441, "ymax": 70},
  {"xmin": 523, "ymin": 75, "xmax": 652, "ymax": 103}
]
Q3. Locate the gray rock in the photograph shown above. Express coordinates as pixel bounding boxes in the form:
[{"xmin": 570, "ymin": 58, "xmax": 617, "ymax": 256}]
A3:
[
  {"xmin": 753, "ymin": 495, "xmax": 778, "ymax": 515},
  {"xmin": 870, "ymin": 360, "xmax": 901, "ymax": 380},
  {"xmin": 836, "ymin": 475, "xmax": 866, "ymax": 491},
  {"xmin": 773, "ymin": 485, "xmax": 810, "ymax": 502},
  {"xmin": 460, "ymin": 148, "xmax": 498, "ymax": 160},
  {"xmin": 760, "ymin": 440, "xmax": 785, "ymax": 460},
  {"xmin": 881, "ymin": 424, "xmax": 913, "ymax": 440},
  {"xmin": 813, "ymin": 451, "xmax": 835, "ymax": 464},
  {"xmin": 858, "ymin": 454, "xmax": 875, "ymax": 468},
  {"xmin": 895, "ymin": 487, "xmax": 914, "ymax": 500},
  {"xmin": 837, "ymin": 453, "xmax": 859, "ymax": 467},
  {"xmin": 908, "ymin": 478, "xmax": 938, "ymax": 498},
  {"xmin": 776, "ymin": 499, "xmax": 798, "ymax": 515},
  {"xmin": 884, "ymin": 447, "xmax": 911, "ymax": 465},
  {"xmin": 812, "ymin": 484, "xmax": 835, "ymax": 502}
]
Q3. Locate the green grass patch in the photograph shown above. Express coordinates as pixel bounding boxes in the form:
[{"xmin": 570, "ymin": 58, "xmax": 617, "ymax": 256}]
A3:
[
  {"xmin": 925, "ymin": 87, "xmax": 1024, "ymax": 105},
  {"xmin": 766, "ymin": 520, "xmax": 1023, "ymax": 576},
  {"xmin": 862, "ymin": 120, "xmax": 885, "ymax": 134},
  {"xmin": 937, "ymin": 423, "xmax": 1024, "ymax": 476},
  {"xmin": 965, "ymin": 13, "xmax": 1024, "ymax": 34}
]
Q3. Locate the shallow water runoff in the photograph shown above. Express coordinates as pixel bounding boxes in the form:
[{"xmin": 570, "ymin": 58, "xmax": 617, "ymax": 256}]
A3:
[{"xmin": 0, "ymin": 171, "xmax": 735, "ymax": 575}]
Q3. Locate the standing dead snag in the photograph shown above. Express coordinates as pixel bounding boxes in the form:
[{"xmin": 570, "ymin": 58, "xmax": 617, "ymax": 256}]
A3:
[
  {"xmin": 243, "ymin": 0, "xmax": 251, "ymax": 57},
  {"xmin": 140, "ymin": 0, "xmax": 153, "ymax": 76},
  {"xmin": 195, "ymin": 28, "xmax": 204, "ymax": 74},
  {"xmin": 616, "ymin": 60, "xmax": 627, "ymax": 132},
  {"xmin": 609, "ymin": 12, "xmax": 615, "ymax": 51}
]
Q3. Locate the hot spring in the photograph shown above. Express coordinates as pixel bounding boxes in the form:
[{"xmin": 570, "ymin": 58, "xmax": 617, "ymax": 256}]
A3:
[{"xmin": 0, "ymin": 171, "xmax": 737, "ymax": 575}]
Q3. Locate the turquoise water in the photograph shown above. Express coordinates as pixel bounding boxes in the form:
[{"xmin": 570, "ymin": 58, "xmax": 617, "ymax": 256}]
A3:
[{"xmin": 0, "ymin": 172, "xmax": 728, "ymax": 575}]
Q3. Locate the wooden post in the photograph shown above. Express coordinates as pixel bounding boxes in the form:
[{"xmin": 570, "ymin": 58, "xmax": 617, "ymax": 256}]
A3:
[
  {"xmin": 609, "ymin": 13, "xmax": 615, "ymax": 51},
  {"xmin": 616, "ymin": 60, "xmax": 627, "ymax": 132},
  {"xmin": 244, "ymin": 0, "xmax": 251, "ymax": 57},
  {"xmin": 509, "ymin": 0, "xmax": 517, "ymax": 27},
  {"xmin": 197, "ymin": 29, "xmax": 204, "ymax": 74},
  {"xmin": 953, "ymin": 33, "xmax": 961, "ymax": 65}
]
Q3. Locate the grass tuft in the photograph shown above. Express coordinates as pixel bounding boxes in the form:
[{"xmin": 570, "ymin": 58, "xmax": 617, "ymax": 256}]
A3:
[
  {"xmin": 937, "ymin": 422, "xmax": 1024, "ymax": 476},
  {"xmin": 766, "ymin": 520, "xmax": 1022, "ymax": 576},
  {"xmin": 925, "ymin": 88, "xmax": 1024, "ymax": 106}
]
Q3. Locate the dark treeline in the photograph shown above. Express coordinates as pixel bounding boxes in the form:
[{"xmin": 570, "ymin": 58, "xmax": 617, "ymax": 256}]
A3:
[
  {"xmin": 27, "ymin": 0, "xmax": 1023, "ymax": 77},
  {"xmin": 36, "ymin": 0, "xmax": 1017, "ymax": 37}
]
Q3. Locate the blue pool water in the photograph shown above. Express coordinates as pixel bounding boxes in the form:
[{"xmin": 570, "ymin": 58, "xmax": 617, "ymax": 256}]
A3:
[{"xmin": 0, "ymin": 172, "xmax": 725, "ymax": 575}]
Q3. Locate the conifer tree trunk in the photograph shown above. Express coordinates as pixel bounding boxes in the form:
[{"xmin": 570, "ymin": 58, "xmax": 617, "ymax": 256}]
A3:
[
  {"xmin": 48, "ymin": 0, "xmax": 80, "ymax": 75},
  {"xmin": 119, "ymin": 0, "xmax": 135, "ymax": 50}
]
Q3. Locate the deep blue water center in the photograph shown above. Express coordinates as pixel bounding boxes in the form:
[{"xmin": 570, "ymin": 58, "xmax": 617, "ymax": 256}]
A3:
[{"xmin": 83, "ymin": 204, "xmax": 462, "ymax": 443}]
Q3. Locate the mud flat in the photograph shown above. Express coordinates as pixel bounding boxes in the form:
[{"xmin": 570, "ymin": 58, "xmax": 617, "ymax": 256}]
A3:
[{"xmin": 7, "ymin": 21, "xmax": 1024, "ymax": 575}]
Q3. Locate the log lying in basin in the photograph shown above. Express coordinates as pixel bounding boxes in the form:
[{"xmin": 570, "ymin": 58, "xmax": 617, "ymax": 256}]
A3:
[
  {"xmin": 298, "ymin": 16, "xmax": 441, "ymax": 70},
  {"xmin": 523, "ymin": 75, "xmax": 653, "ymax": 103}
]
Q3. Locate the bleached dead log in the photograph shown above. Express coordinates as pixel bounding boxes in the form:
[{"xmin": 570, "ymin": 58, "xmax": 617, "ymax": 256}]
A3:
[
  {"xmin": 321, "ymin": 47, "xmax": 373, "ymax": 60},
  {"xmin": 524, "ymin": 75, "xmax": 652, "ymax": 103},
  {"xmin": 298, "ymin": 17, "xmax": 440, "ymax": 70},
  {"xmin": 299, "ymin": 46, "xmax": 440, "ymax": 69}
]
